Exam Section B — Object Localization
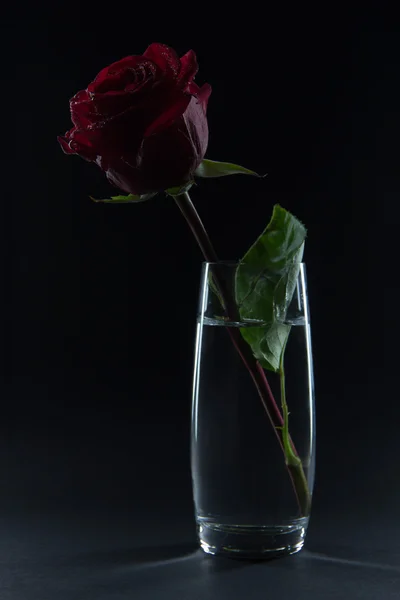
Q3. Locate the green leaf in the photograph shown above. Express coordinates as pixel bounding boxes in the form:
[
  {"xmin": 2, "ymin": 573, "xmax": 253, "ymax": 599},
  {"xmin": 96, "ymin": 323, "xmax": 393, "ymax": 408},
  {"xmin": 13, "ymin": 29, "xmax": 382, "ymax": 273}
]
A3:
[
  {"xmin": 239, "ymin": 322, "xmax": 291, "ymax": 371},
  {"xmin": 165, "ymin": 181, "xmax": 195, "ymax": 196},
  {"xmin": 273, "ymin": 260, "xmax": 303, "ymax": 323},
  {"xmin": 195, "ymin": 159, "xmax": 264, "ymax": 178},
  {"xmin": 235, "ymin": 205, "xmax": 306, "ymax": 372},
  {"xmin": 90, "ymin": 192, "xmax": 157, "ymax": 203}
]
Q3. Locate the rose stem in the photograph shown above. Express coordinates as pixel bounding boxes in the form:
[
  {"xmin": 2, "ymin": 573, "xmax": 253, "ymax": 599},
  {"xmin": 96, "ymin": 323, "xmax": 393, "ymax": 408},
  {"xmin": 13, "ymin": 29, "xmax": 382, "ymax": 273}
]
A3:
[{"xmin": 173, "ymin": 191, "xmax": 311, "ymax": 517}]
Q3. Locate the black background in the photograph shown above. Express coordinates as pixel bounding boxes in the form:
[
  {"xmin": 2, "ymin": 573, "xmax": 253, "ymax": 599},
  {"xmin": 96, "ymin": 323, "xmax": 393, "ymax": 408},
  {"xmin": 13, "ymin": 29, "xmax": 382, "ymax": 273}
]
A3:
[{"xmin": 1, "ymin": 7, "xmax": 399, "ymax": 598}]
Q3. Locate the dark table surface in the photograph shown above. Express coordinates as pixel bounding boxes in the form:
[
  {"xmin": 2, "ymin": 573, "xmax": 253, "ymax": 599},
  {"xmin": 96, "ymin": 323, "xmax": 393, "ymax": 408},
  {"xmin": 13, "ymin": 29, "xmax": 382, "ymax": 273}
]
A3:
[
  {"xmin": 0, "ymin": 413, "xmax": 399, "ymax": 600},
  {"xmin": 1, "ymin": 509, "xmax": 400, "ymax": 599}
]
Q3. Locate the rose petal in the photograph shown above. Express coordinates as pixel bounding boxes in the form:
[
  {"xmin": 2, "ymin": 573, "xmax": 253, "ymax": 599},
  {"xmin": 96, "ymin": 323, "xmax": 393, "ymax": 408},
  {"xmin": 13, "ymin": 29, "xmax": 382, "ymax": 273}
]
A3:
[
  {"xmin": 186, "ymin": 80, "xmax": 199, "ymax": 96},
  {"xmin": 183, "ymin": 81, "xmax": 212, "ymax": 111},
  {"xmin": 70, "ymin": 89, "xmax": 98, "ymax": 128},
  {"xmin": 70, "ymin": 101, "xmax": 96, "ymax": 128},
  {"xmin": 74, "ymin": 100, "xmax": 152, "ymax": 164},
  {"xmin": 97, "ymin": 91, "xmax": 210, "ymax": 196},
  {"xmin": 144, "ymin": 93, "xmax": 190, "ymax": 138},
  {"xmin": 178, "ymin": 49, "xmax": 198, "ymax": 89},
  {"xmin": 70, "ymin": 89, "xmax": 89, "ymax": 104},
  {"xmin": 87, "ymin": 57, "xmax": 140, "ymax": 94},
  {"xmin": 57, "ymin": 132, "xmax": 75, "ymax": 154},
  {"xmin": 67, "ymin": 128, "xmax": 98, "ymax": 160},
  {"xmin": 91, "ymin": 55, "xmax": 142, "ymax": 86},
  {"xmin": 85, "ymin": 91, "xmax": 137, "ymax": 121},
  {"xmin": 196, "ymin": 83, "xmax": 212, "ymax": 113},
  {"xmin": 88, "ymin": 72, "xmax": 132, "ymax": 94},
  {"xmin": 181, "ymin": 94, "xmax": 209, "ymax": 160},
  {"xmin": 106, "ymin": 55, "xmax": 144, "ymax": 73},
  {"xmin": 104, "ymin": 158, "xmax": 141, "ymax": 194},
  {"xmin": 57, "ymin": 127, "xmax": 96, "ymax": 161},
  {"xmin": 143, "ymin": 43, "xmax": 180, "ymax": 79},
  {"xmin": 74, "ymin": 77, "xmax": 158, "ymax": 130},
  {"xmin": 88, "ymin": 58, "xmax": 159, "ymax": 94}
]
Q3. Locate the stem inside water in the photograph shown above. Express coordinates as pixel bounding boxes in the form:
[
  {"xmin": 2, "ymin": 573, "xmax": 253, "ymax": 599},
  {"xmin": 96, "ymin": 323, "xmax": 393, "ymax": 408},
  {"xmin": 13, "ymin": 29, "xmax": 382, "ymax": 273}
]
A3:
[
  {"xmin": 278, "ymin": 335, "xmax": 302, "ymax": 468},
  {"xmin": 278, "ymin": 337, "xmax": 311, "ymax": 515},
  {"xmin": 173, "ymin": 191, "xmax": 311, "ymax": 516}
]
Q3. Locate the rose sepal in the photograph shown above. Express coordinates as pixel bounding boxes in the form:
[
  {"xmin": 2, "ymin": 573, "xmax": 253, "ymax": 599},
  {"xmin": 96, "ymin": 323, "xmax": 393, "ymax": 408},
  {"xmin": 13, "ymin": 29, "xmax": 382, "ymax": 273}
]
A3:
[
  {"xmin": 165, "ymin": 181, "xmax": 195, "ymax": 196},
  {"xmin": 90, "ymin": 192, "xmax": 157, "ymax": 203},
  {"xmin": 195, "ymin": 159, "xmax": 266, "ymax": 178}
]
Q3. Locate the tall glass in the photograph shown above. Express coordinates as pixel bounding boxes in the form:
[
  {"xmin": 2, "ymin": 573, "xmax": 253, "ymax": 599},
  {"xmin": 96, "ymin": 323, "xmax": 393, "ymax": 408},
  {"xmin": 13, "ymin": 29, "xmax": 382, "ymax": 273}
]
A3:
[{"xmin": 191, "ymin": 262, "xmax": 315, "ymax": 559}]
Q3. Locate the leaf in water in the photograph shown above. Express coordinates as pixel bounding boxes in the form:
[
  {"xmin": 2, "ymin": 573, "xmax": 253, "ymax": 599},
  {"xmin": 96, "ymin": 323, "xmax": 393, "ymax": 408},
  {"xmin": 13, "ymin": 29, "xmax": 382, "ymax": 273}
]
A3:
[
  {"xmin": 235, "ymin": 205, "xmax": 306, "ymax": 372},
  {"xmin": 259, "ymin": 322, "xmax": 291, "ymax": 370},
  {"xmin": 273, "ymin": 257, "xmax": 304, "ymax": 323}
]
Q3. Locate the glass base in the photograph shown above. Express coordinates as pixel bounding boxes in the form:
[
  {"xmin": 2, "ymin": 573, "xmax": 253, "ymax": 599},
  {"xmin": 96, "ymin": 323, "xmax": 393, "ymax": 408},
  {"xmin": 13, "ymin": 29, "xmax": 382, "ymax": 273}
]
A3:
[{"xmin": 197, "ymin": 518, "xmax": 308, "ymax": 560}]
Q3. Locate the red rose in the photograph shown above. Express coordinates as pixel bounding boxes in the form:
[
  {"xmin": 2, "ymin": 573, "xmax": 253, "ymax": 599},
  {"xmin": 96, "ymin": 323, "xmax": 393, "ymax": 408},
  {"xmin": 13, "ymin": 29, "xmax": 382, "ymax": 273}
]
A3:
[{"xmin": 58, "ymin": 43, "xmax": 211, "ymax": 195}]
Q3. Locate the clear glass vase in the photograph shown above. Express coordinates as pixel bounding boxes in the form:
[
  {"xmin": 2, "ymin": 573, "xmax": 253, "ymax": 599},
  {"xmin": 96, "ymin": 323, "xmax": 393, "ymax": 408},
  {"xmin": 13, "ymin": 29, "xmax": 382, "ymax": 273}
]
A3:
[{"xmin": 191, "ymin": 261, "xmax": 315, "ymax": 559}]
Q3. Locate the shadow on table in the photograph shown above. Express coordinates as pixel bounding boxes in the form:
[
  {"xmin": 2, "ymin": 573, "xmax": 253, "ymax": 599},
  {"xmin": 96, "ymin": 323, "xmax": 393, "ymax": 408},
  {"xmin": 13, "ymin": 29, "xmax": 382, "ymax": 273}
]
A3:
[
  {"xmin": 68, "ymin": 543, "xmax": 199, "ymax": 568},
  {"xmin": 66, "ymin": 543, "xmax": 258, "ymax": 575},
  {"xmin": 301, "ymin": 545, "xmax": 400, "ymax": 574}
]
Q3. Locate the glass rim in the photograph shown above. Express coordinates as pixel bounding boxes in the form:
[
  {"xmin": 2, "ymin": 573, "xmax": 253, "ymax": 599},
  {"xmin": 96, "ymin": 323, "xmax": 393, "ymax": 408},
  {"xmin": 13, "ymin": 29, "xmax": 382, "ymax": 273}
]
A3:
[{"xmin": 202, "ymin": 261, "xmax": 306, "ymax": 267}]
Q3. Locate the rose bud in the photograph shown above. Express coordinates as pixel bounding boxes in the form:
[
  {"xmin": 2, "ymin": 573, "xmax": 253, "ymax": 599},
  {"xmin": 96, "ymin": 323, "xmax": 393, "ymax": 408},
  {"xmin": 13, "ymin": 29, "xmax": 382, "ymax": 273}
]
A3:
[{"xmin": 58, "ymin": 43, "xmax": 211, "ymax": 196}]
